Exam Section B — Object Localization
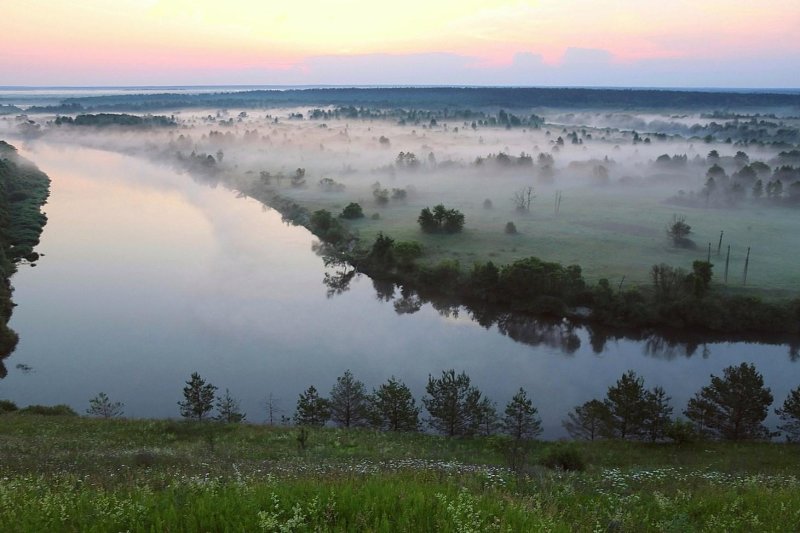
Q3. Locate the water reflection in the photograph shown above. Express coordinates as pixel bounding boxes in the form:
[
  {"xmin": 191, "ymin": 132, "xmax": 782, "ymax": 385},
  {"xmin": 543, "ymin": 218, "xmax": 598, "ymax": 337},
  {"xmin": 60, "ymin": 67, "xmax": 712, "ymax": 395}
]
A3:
[{"xmin": 324, "ymin": 271, "xmax": 800, "ymax": 362}]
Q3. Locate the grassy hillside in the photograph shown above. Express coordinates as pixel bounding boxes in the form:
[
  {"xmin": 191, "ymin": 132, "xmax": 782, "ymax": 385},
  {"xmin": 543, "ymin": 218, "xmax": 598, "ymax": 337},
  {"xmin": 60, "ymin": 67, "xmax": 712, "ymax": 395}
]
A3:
[{"xmin": 1, "ymin": 413, "xmax": 798, "ymax": 531}]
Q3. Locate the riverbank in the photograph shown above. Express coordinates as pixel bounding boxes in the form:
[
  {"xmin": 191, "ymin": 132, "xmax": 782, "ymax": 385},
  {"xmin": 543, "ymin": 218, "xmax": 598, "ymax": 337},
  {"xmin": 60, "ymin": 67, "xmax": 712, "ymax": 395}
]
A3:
[
  {"xmin": 230, "ymin": 175, "xmax": 800, "ymax": 342},
  {"xmin": 0, "ymin": 413, "xmax": 798, "ymax": 531},
  {"xmin": 0, "ymin": 141, "xmax": 50, "ymax": 373}
]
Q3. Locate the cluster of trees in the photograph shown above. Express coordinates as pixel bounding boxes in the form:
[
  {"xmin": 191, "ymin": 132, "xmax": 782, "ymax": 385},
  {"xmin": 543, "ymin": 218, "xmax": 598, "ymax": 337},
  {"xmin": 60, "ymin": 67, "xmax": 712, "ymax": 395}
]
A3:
[
  {"xmin": 565, "ymin": 363, "xmax": 800, "ymax": 442},
  {"xmin": 372, "ymin": 182, "xmax": 408, "ymax": 205},
  {"xmin": 417, "ymin": 205, "xmax": 465, "ymax": 234},
  {"xmin": 669, "ymin": 150, "xmax": 800, "ymax": 208},
  {"xmin": 54, "ymin": 113, "xmax": 175, "ymax": 128},
  {"xmin": 308, "ymin": 209, "xmax": 350, "ymax": 246},
  {"xmin": 294, "ymin": 371, "xmax": 420, "ymax": 431},
  {"xmin": 317, "ymin": 177, "xmax": 345, "ymax": 193},
  {"xmin": 474, "ymin": 152, "xmax": 533, "ymax": 167},
  {"xmin": 292, "ymin": 369, "xmax": 542, "ymax": 440}
]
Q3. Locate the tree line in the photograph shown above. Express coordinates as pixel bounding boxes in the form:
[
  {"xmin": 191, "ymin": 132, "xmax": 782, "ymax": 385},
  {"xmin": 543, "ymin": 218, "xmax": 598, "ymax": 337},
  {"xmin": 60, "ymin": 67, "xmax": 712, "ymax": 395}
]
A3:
[{"xmin": 75, "ymin": 363, "xmax": 800, "ymax": 444}]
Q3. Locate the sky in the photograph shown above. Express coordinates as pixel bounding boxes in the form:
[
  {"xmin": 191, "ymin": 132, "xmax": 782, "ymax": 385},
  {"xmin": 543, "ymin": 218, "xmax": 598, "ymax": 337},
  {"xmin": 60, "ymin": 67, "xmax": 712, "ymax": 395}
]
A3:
[{"xmin": 3, "ymin": 0, "xmax": 800, "ymax": 87}]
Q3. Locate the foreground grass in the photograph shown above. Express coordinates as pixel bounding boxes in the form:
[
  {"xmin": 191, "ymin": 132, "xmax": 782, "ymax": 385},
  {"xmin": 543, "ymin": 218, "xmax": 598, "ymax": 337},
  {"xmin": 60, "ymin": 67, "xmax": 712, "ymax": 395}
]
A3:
[{"xmin": 1, "ymin": 415, "xmax": 799, "ymax": 531}]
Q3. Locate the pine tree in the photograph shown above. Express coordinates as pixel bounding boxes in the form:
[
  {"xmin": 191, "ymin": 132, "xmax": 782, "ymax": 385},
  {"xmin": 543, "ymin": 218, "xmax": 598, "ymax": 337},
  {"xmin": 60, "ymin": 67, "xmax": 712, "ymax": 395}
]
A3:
[
  {"xmin": 423, "ymin": 369, "xmax": 483, "ymax": 436},
  {"xmin": 329, "ymin": 370, "xmax": 369, "ymax": 428},
  {"xmin": 178, "ymin": 372, "xmax": 217, "ymax": 421},
  {"xmin": 776, "ymin": 386, "xmax": 800, "ymax": 442},
  {"xmin": 294, "ymin": 385, "xmax": 330, "ymax": 427},
  {"xmin": 642, "ymin": 386, "xmax": 673, "ymax": 442},
  {"xmin": 604, "ymin": 370, "xmax": 648, "ymax": 439},
  {"xmin": 562, "ymin": 399, "xmax": 610, "ymax": 441},
  {"xmin": 215, "ymin": 388, "xmax": 246, "ymax": 423},
  {"xmin": 86, "ymin": 392, "xmax": 124, "ymax": 419},
  {"xmin": 685, "ymin": 363, "xmax": 773, "ymax": 440},
  {"xmin": 475, "ymin": 397, "xmax": 500, "ymax": 436},
  {"xmin": 502, "ymin": 388, "xmax": 542, "ymax": 440},
  {"xmin": 370, "ymin": 376, "xmax": 420, "ymax": 431}
]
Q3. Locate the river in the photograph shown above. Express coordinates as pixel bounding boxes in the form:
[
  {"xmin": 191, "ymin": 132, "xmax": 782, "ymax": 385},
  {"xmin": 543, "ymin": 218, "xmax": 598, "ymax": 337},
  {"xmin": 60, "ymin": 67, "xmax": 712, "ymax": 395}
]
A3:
[{"xmin": 1, "ymin": 141, "xmax": 796, "ymax": 438}]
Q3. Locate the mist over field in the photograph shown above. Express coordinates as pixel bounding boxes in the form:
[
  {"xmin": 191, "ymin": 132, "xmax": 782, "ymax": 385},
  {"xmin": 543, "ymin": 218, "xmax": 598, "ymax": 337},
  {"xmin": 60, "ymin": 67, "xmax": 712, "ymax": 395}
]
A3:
[{"xmin": 4, "ymin": 95, "xmax": 799, "ymax": 293}]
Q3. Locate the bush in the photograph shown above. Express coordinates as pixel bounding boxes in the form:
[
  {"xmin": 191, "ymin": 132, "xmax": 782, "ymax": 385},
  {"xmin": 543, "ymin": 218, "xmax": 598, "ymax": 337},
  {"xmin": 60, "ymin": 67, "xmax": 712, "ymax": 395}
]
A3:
[
  {"xmin": 539, "ymin": 445, "xmax": 586, "ymax": 471},
  {"xmin": 394, "ymin": 241, "xmax": 423, "ymax": 267},
  {"xmin": 0, "ymin": 399, "xmax": 18, "ymax": 413},
  {"xmin": 18, "ymin": 404, "xmax": 78, "ymax": 416},
  {"xmin": 340, "ymin": 202, "xmax": 364, "ymax": 219},
  {"xmin": 666, "ymin": 418, "xmax": 698, "ymax": 444},
  {"xmin": 505, "ymin": 221, "xmax": 517, "ymax": 234}
]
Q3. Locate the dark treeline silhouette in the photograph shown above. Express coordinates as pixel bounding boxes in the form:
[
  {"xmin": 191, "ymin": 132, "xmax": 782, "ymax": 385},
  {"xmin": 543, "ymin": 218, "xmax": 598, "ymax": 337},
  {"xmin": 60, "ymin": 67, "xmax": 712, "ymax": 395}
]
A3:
[
  {"xmin": 26, "ymin": 87, "xmax": 800, "ymax": 114},
  {"xmin": 6, "ymin": 364, "xmax": 799, "ymax": 443},
  {"xmin": 156, "ymin": 365, "xmax": 800, "ymax": 444},
  {"xmin": 54, "ymin": 113, "xmax": 176, "ymax": 128}
]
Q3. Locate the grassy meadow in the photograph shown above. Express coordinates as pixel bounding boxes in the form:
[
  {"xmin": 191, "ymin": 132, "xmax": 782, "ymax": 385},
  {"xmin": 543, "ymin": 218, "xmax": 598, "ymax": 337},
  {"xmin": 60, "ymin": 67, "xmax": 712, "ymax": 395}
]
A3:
[{"xmin": 1, "ymin": 413, "xmax": 799, "ymax": 531}]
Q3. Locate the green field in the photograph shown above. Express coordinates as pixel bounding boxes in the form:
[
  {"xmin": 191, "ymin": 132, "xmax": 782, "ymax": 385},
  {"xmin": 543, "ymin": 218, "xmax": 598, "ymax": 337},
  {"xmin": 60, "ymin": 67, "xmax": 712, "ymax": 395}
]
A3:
[
  {"xmin": 2, "ymin": 414, "xmax": 799, "ymax": 531},
  {"xmin": 269, "ymin": 179, "xmax": 800, "ymax": 299}
]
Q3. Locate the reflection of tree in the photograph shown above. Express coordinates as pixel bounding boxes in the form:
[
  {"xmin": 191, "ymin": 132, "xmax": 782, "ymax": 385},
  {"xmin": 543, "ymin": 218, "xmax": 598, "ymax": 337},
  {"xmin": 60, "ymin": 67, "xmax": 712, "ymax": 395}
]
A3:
[
  {"xmin": 642, "ymin": 333, "xmax": 714, "ymax": 360},
  {"xmin": 323, "ymin": 268, "xmax": 356, "ymax": 298},
  {"xmin": 790, "ymin": 342, "xmax": 799, "ymax": 362},
  {"xmin": 466, "ymin": 305, "xmax": 499, "ymax": 329},
  {"xmin": 643, "ymin": 335, "xmax": 684, "ymax": 360},
  {"xmin": 318, "ymin": 246, "xmax": 357, "ymax": 298},
  {"xmin": 372, "ymin": 279, "xmax": 395, "ymax": 302},
  {"xmin": 393, "ymin": 287, "xmax": 423, "ymax": 315},
  {"xmin": 430, "ymin": 298, "xmax": 459, "ymax": 320},
  {"xmin": 496, "ymin": 315, "xmax": 581, "ymax": 354},
  {"xmin": 588, "ymin": 327, "xmax": 609, "ymax": 354}
]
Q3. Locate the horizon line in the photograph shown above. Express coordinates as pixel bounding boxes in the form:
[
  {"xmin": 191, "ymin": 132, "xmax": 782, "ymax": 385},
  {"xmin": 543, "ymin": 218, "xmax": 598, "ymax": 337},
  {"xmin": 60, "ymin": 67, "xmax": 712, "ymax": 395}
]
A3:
[{"xmin": 2, "ymin": 84, "xmax": 800, "ymax": 93}]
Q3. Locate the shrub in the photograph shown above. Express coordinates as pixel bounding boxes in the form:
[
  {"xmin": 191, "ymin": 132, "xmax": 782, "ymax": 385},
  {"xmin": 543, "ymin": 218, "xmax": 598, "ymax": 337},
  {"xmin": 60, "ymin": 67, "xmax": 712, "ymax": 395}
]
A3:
[
  {"xmin": 394, "ymin": 241, "xmax": 423, "ymax": 266},
  {"xmin": 340, "ymin": 202, "xmax": 364, "ymax": 219},
  {"xmin": 666, "ymin": 418, "xmax": 698, "ymax": 444},
  {"xmin": 19, "ymin": 404, "xmax": 78, "ymax": 416},
  {"xmin": 539, "ymin": 445, "xmax": 586, "ymax": 471},
  {"xmin": 0, "ymin": 399, "xmax": 18, "ymax": 413},
  {"xmin": 505, "ymin": 221, "xmax": 517, "ymax": 234}
]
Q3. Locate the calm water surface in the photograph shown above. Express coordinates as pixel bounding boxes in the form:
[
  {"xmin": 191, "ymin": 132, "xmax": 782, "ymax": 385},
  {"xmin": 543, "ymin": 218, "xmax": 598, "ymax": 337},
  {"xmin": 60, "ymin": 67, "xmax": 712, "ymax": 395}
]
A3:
[{"xmin": 2, "ymin": 141, "xmax": 797, "ymax": 438}]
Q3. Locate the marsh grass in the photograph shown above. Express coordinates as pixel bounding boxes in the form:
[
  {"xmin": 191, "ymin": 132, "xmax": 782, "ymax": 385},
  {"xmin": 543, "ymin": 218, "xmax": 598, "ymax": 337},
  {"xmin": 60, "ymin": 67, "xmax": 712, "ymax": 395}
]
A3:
[{"xmin": 1, "ymin": 414, "xmax": 799, "ymax": 531}]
